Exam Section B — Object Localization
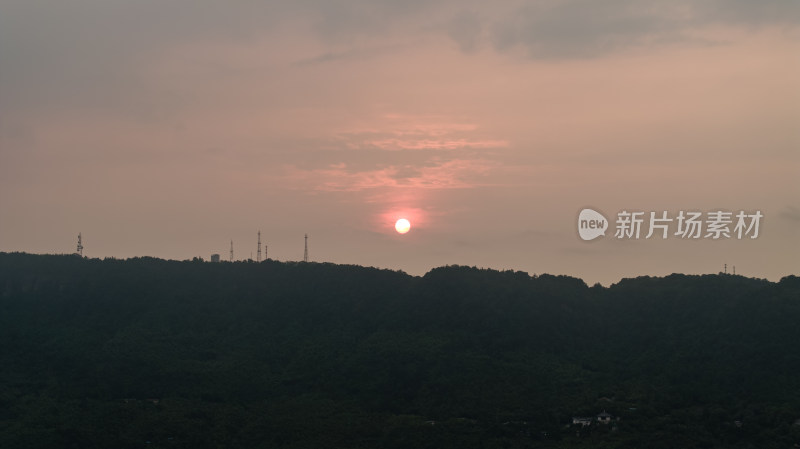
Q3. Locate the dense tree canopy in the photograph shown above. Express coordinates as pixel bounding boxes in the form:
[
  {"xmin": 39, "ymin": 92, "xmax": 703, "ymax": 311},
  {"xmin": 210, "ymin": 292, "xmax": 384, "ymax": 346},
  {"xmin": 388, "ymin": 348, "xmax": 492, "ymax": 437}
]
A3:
[{"xmin": 1, "ymin": 252, "xmax": 798, "ymax": 448}]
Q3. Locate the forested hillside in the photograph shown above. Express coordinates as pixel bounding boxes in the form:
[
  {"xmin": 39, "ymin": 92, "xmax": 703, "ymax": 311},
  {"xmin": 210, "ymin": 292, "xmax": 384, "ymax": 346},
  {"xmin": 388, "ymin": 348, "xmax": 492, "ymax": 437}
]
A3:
[{"xmin": 1, "ymin": 252, "xmax": 798, "ymax": 448}]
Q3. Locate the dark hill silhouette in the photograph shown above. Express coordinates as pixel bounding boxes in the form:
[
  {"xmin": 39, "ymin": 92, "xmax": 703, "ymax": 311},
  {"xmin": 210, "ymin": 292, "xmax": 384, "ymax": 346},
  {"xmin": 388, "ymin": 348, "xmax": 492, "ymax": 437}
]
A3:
[{"xmin": 0, "ymin": 252, "xmax": 798, "ymax": 448}]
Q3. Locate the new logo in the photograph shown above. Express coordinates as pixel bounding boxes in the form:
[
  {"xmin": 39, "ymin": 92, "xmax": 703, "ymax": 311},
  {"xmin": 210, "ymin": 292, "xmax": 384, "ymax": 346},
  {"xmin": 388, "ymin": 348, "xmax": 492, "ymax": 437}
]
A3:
[{"xmin": 578, "ymin": 209, "xmax": 609, "ymax": 241}]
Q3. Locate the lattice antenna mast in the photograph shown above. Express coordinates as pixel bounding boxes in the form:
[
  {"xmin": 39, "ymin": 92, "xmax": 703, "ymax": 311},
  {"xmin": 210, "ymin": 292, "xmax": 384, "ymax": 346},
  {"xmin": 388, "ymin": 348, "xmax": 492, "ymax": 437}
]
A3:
[
  {"xmin": 76, "ymin": 233, "xmax": 83, "ymax": 257},
  {"xmin": 303, "ymin": 234, "xmax": 309, "ymax": 262},
  {"xmin": 257, "ymin": 230, "xmax": 262, "ymax": 262},
  {"xmin": 230, "ymin": 240, "xmax": 234, "ymax": 262}
]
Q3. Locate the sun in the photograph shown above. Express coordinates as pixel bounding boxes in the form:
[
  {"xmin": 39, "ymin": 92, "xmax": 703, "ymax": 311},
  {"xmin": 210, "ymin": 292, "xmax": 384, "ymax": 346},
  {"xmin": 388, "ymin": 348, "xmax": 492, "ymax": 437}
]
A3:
[{"xmin": 395, "ymin": 218, "xmax": 411, "ymax": 234}]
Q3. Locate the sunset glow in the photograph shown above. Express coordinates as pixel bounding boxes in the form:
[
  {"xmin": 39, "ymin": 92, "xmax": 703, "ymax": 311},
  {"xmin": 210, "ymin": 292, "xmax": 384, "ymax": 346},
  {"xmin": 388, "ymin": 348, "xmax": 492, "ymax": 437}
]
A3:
[{"xmin": 0, "ymin": 1, "xmax": 795, "ymax": 285}]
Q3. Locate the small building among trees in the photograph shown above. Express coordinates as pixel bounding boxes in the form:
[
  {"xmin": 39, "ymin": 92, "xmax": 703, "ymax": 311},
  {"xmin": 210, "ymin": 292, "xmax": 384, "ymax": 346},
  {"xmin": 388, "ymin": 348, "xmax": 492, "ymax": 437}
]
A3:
[{"xmin": 597, "ymin": 410, "xmax": 613, "ymax": 424}]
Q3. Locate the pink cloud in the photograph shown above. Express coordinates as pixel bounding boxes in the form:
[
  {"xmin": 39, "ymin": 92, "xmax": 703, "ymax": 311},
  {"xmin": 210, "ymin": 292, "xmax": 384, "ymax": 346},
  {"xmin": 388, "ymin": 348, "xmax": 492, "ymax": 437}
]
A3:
[
  {"xmin": 363, "ymin": 138, "xmax": 508, "ymax": 151},
  {"xmin": 282, "ymin": 158, "xmax": 499, "ymax": 193},
  {"xmin": 335, "ymin": 115, "xmax": 508, "ymax": 151}
]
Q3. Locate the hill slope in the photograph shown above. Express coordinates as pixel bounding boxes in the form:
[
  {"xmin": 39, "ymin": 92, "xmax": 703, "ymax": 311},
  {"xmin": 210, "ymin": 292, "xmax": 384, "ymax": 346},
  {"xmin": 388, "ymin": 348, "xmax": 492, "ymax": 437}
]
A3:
[{"xmin": 1, "ymin": 253, "xmax": 798, "ymax": 448}]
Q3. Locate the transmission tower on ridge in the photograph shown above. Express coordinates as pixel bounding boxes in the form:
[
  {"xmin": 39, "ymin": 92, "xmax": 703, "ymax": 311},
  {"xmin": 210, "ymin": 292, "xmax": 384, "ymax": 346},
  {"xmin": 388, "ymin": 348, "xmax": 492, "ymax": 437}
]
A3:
[
  {"xmin": 257, "ymin": 230, "xmax": 262, "ymax": 262},
  {"xmin": 76, "ymin": 233, "xmax": 83, "ymax": 257},
  {"xmin": 303, "ymin": 234, "xmax": 309, "ymax": 262},
  {"xmin": 230, "ymin": 240, "xmax": 234, "ymax": 262}
]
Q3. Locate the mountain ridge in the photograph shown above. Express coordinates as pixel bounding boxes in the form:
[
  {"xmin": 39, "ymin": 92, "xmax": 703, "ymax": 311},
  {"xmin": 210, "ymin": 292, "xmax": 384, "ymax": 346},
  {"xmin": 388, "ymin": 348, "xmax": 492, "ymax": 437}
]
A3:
[{"xmin": 1, "ymin": 252, "xmax": 798, "ymax": 448}]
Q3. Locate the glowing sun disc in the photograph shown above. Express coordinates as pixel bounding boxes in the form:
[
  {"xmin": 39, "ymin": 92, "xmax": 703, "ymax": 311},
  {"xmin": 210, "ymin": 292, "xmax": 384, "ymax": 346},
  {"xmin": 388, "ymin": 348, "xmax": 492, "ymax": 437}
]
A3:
[{"xmin": 395, "ymin": 218, "xmax": 411, "ymax": 234}]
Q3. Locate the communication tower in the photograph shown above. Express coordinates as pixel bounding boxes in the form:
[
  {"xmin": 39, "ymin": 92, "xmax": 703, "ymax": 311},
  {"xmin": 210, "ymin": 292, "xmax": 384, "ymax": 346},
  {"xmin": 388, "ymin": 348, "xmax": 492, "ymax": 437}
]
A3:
[{"xmin": 257, "ymin": 231, "xmax": 262, "ymax": 262}]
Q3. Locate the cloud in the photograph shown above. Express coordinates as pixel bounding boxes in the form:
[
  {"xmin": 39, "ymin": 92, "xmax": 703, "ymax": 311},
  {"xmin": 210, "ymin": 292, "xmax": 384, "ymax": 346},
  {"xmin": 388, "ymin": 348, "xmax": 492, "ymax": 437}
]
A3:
[
  {"xmin": 3, "ymin": 0, "xmax": 797, "ymax": 117},
  {"xmin": 702, "ymin": 0, "xmax": 800, "ymax": 27},
  {"xmin": 363, "ymin": 138, "xmax": 507, "ymax": 151},
  {"xmin": 273, "ymin": 115, "xmax": 510, "ymax": 193},
  {"xmin": 0, "ymin": 0, "xmax": 291, "ymax": 112},
  {"xmin": 283, "ymin": 158, "xmax": 498, "ymax": 193},
  {"xmin": 447, "ymin": 10, "xmax": 483, "ymax": 53},
  {"xmin": 293, "ymin": 43, "xmax": 408, "ymax": 66},
  {"xmin": 491, "ymin": 0, "xmax": 670, "ymax": 58},
  {"xmin": 486, "ymin": 0, "xmax": 800, "ymax": 59},
  {"xmin": 334, "ymin": 116, "xmax": 508, "ymax": 151},
  {"xmin": 303, "ymin": 0, "xmax": 439, "ymax": 40}
]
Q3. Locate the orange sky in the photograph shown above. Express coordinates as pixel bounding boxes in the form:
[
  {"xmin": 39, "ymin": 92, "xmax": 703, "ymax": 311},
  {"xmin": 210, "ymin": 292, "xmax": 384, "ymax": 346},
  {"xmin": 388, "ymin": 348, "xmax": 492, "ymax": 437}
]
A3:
[{"xmin": 1, "ymin": 1, "xmax": 798, "ymax": 284}]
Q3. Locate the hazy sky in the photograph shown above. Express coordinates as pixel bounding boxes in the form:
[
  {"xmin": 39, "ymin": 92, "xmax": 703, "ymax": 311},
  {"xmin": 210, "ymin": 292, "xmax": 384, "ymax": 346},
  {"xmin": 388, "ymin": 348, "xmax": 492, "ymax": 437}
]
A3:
[{"xmin": 1, "ymin": 0, "xmax": 798, "ymax": 284}]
